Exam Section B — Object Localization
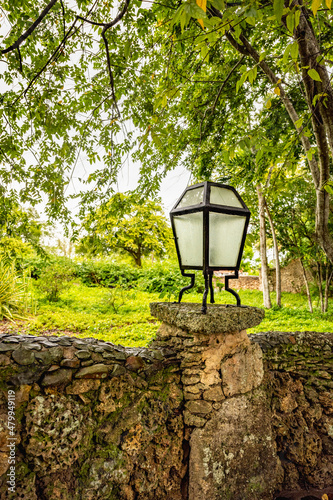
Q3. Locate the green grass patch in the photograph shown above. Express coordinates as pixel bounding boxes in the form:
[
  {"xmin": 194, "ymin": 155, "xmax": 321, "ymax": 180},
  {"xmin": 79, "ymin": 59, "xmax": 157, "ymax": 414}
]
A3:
[{"xmin": 15, "ymin": 283, "xmax": 333, "ymax": 347}]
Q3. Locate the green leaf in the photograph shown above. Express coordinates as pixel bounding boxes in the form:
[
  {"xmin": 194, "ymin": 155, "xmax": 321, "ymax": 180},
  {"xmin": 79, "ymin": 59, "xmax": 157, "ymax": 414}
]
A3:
[
  {"xmin": 248, "ymin": 66, "xmax": 257, "ymax": 85},
  {"xmin": 211, "ymin": 0, "xmax": 225, "ymax": 10},
  {"xmin": 124, "ymin": 40, "xmax": 131, "ymax": 59},
  {"xmin": 283, "ymin": 44, "xmax": 291, "ymax": 65},
  {"xmin": 290, "ymin": 42, "xmax": 299, "ymax": 61},
  {"xmin": 295, "ymin": 117, "xmax": 303, "ymax": 128},
  {"xmin": 286, "ymin": 12, "xmax": 295, "ymax": 33},
  {"xmin": 236, "ymin": 71, "xmax": 248, "ymax": 93},
  {"xmin": 274, "ymin": 0, "xmax": 284, "ymax": 22},
  {"xmin": 308, "ymin": 68, "xmax": 322, "ymax": 81},
  {"xmin": 324, "ymin": 183, "xmax": 333, "ymax": 195}
]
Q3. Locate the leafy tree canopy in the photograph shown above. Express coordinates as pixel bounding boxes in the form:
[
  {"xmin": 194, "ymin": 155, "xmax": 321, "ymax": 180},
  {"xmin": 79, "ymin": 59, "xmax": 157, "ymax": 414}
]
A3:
[
  {"xmin": 77, "ymin": 192, "xmax": 174, "ymax": 266},
  {"xmin": 2, "ymin": 0, "xmax": 333, "ymax": 263}
]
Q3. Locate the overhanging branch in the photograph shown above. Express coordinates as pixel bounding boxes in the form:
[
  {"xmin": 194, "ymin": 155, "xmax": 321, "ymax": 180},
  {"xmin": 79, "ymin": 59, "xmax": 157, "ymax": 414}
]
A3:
[{"xmin": 1, "ymin": 0, "xmax": 59, "ymax": 54}]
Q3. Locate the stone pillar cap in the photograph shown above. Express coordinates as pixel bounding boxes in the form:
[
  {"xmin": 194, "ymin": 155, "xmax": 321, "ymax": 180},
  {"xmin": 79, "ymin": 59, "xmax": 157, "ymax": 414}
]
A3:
[{"xmin": 150, "ymin": 303, "xmax": 264, "ymax": 334}]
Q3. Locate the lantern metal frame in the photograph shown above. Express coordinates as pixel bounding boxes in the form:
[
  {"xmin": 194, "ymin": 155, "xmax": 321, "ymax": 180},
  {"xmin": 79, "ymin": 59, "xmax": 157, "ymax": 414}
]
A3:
[{"xmin": 170, "ymin": 181, "xmax": 251, "ymax": 313}]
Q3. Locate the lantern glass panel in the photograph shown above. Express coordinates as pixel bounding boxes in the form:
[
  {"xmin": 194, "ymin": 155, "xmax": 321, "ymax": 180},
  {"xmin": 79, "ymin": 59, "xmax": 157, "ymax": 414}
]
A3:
[
  {"xmin": 210, "ymin": 186, "xmax": 243, "ymax": 208},
  {"xmin": 209, "ymin": 212, "xmax": 246, "ymax": 267},
  {"xmin": 173, "ymin": 212, "xmax": 203, "ymax": 267},
  {"xmin": 177, "ymin": 186, "xmax": 204, "ymax": 209}
]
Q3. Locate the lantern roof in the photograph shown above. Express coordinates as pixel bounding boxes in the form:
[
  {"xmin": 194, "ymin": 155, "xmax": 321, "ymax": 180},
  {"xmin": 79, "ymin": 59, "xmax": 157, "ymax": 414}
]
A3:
[{"xmin": 171, "ymin": 181, "xmax": 250, "ymax": 215}]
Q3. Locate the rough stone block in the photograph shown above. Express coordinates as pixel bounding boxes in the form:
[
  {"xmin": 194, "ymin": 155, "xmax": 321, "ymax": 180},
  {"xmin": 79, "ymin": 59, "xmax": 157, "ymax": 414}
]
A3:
[
  {"xmin": 221, "ymin": 343, "xmax": 264, "ymax": 397},
  {"xmin": 188, "ymin": 390, "xmax": 283, "ymax": 500}
]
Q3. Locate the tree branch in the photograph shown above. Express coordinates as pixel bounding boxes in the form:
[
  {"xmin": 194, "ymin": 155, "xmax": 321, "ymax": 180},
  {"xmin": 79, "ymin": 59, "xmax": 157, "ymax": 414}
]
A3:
[
  {"xmin": 1, "ymin": 0, "xmax": 59, "ymax": 54},
  {"xmin": 78, "ymin": 0, "xmax": 131, "ymax": 29},
  {"xmin": 102, "ymin": 29, "xmax": 120, "ymax": 118}
]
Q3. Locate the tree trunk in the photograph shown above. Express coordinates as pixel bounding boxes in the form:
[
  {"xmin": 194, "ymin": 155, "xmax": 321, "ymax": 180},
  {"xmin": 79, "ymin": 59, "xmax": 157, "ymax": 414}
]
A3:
[
  {"xmin": 211, "ymin": 4, "xmax": 333, "ymax": 265},
  {"xmin": 256, "ymin": 184, "xmax": 271, "ymax": 309},
  {"xmin": 324, "ymin": 264, "xmax": 333, "ymax": 313},
  {"xmin": 265, "ymin": 201, "xmax": 281, "ymax": 307},
  {"xmin": 134, "ymin": 252, "xmax": 142, "ymax": 267},
  {"xmin": 300, "ymin": 259, "xmax": 313, "ymax": 313},
  {"xmin": 317, "ymin": 262, "xmax": 324, "ymax": 313}
]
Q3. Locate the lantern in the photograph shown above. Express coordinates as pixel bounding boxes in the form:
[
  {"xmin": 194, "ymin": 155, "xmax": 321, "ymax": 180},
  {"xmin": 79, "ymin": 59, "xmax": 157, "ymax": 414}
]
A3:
[{"xmin": 170, "ymin": 181, "xmax": 250, "ymax": 313}]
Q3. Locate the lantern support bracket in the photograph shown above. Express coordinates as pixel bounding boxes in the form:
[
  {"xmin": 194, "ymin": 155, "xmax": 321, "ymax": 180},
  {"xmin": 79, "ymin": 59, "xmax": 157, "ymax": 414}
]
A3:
[
  {"xmin": 178, "ymin": 270, "xmax": 196, "ymax": 303},
  {"xmin": 209, "ymin": 271, "xmax": 215, "ymax": 305},
  {"xmin": 225, "ymin": 270, "xmax": 241, "ymax": 306}
]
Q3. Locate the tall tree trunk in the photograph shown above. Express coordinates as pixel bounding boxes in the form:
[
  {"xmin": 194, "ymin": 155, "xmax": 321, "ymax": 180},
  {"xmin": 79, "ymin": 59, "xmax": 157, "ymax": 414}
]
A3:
[
  {"xmin": 300, "ymin": 259, "xmax": 313, "ymax": 313},
  {"xmin": 256, "ymin": 184, "xmax": 271, "ymax": 309},
  {"xmin": 265, "ymin": 201, "xmax": 281, "ymax": 307},
  {"xmin": 317, "ymin": 262, "xmax": 324, "ymax": 313},
  {"xmin": 211, "ymin": 4, "xmax": 333, "ymax": 264},
  {"xmin": 324, "ymin": 264, "xmax": 333, "ymax": 313}
]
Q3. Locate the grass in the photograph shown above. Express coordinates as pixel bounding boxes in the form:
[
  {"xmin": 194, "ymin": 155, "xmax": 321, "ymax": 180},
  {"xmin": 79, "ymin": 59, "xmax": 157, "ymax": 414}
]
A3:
[{"xmin": 5, "ymin": 282, "xmax": 333, "ymax": 347}]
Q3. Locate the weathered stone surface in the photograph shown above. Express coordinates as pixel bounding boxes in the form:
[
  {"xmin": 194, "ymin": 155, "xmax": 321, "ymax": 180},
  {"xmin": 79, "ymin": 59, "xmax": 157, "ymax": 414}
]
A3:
[
  {"xmin": 184, "ymin": 411, "xmax": 206, "ymax": 427},
  {"xmin": 15, "ymin": 384, "xmax": 32, "ymax": 407},
  {"xmin": 75, "ymin": 364, "xmax": 109, "ymax": 379},
  {"xmin": 0, "ymin": 327, "xmax": 332, "ymax": 499},
  {"xmin": 12, "ymin": 348, "xmax": 35, "ymax": 365},
  {"xmin": 189, "ymin": 390, "xmax": 283, "ymax": 500},
  {"xmin": 185, "ymin": 400, "xmax": 212, "ymax": 415},
  {"xmin": 251, "ymin": 331, "xmax": 333, "ymax": 491},
  {"xmin": 0, "ymin": 354, "xmax": 10, "ymax": 366},
  {"xmin": 150, "ymin": 302, "xmax": 264, "ymax": 334},
  {"xmin": 75, "ymin": 350, "xmax": 91, "ymax": 360},
  {"xmin": 66, "ymin": 379, "xmax": 100, "ymax": 395},
  {"xmin": 42, "ymin": 369, "xmax": 73, "ymax": 387},
  {"xmin": 203, "ymin": 386, "xmax": 225, "ymax": 402},
  {"xmin": 125, "ymin": 356, "xmax": 144, "ymax": 371},
  {"xmin": 0, "ymin": 343, "xmax": 18, "ymax": 352},
  {"xmin": 61, "ymin": 357, "xmax": 80, "ymax": 368},
  {"xmin": 221, "ymin": 343, "xmax": 264, "ymax": 397},
  {"xmin": 35, "ymin": 350, "xmax": 52, "ymax": 365},
  {"xmin": 25, "ymin": 394, "xmax": 93, "ymax": 475}
]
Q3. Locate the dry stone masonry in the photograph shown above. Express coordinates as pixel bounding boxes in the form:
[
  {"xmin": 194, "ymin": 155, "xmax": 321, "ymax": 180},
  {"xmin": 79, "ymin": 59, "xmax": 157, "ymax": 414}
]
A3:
[
  {"xmin": 0, "ymin": 333, "xmax": 185, "ymax": 499},
  {"xmin": 150, "ymin": 303, "xmax": 282, "ymax": 500},
  {"xmin": 250, "ymin": 331, "xmax": 333, "ymax": 495},
  {"xmin": 0, "ymin": 304, "xmax": 331, "ymax": 499}
]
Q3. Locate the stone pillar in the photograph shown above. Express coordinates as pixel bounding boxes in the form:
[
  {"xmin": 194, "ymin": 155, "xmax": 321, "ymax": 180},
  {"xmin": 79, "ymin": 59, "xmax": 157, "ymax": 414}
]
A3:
[{"xmin": 150, "ymin": 303, "xmax": 283, "ymax": 500}]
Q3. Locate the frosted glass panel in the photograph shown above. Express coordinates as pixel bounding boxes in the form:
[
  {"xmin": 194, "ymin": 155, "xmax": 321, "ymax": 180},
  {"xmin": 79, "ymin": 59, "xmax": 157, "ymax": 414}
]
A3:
[
  {"xmin": 210, "ymin": 186, "xmax": 243, "ymax": 208},
  {"xmin": 177, "ymin": 186, "xmax": 204, "ymax": 209},
  {"xmin": 173, "ymin": 212, "xmax": 203, "ymax": 267},
  {"xmin": 209, "ymin": 213, "xmax": 246, "ymax": 267}
]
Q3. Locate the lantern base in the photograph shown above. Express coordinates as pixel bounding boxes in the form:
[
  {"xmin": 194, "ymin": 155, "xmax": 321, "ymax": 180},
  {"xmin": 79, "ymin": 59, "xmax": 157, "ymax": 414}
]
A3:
[
  {"xmin": 178, "ymin": 270, "xmax": 196, "ymax": 303},
  {"xmin": 178, "ymin": 269, "xmax": 242, "ymax": 314}
]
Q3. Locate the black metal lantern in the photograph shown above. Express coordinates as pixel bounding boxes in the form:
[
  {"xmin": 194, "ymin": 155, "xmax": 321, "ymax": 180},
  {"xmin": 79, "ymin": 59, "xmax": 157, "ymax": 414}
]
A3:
[{"xmin": 170, "ymin": 181, "xmax": 251, "ymax": 313}]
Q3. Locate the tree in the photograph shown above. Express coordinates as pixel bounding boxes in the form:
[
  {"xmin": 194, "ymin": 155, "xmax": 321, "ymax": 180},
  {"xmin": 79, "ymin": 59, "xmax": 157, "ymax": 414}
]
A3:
[
  {"xmin": 0, "ymin": 191, "xmax": 45, "ymax": 261},
  {"xmin": 77, "ymin": 192, "xmax": 173, "ymax": 266},
  {"xmin": 2, "ymin": 0, "xmax": 333, "ymax": 268},
  {"xmin": 132, "ymin": 0, "xmax": 333, "ymax": 264}
]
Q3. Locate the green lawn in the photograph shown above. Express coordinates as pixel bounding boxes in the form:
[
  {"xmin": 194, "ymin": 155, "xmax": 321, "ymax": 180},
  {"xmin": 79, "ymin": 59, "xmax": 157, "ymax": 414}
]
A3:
[{"xmin": 18, "ymin": 283, "xmax": 333, "ymax": 347}]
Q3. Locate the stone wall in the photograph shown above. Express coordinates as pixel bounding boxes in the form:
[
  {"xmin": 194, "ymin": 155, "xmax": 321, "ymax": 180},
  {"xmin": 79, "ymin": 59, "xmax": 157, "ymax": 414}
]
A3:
[
  {"xmin": 219, "ymin": 259, "xmax": 310, "ymax": 294},
  {"xmin": 0, "ymin": 334, "xmax": 185, "ymax": 499},
  {"xmin": 250, "ymin": 331, "xmax": 333, "ymax": 494},
  {"xmin": 0, "ymin": 309, "xmax": 332, "ymax": 499}
]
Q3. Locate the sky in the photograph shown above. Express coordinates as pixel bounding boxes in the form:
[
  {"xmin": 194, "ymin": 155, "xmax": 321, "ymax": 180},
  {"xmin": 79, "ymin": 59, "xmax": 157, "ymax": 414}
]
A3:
[{"xmin": 0, "ymin": 2, "xmax": 192, "ymax": 235}]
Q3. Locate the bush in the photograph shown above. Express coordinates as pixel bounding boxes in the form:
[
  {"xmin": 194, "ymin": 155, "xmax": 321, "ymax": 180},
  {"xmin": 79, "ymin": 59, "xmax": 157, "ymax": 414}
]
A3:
[
  {"xmin": 75, "ymin": 260, "xmax": 205, "ymax": 298},
  {"xmin": 19, "ymin": 255, "xmax": 50, "ymax": 279},
  {"xmin": 137, "ymin": 264, "xmax": 205, "ymax": 298},
  {"xmin": 36, "ymin": 260, "xmax": 74, "ymax": 302},
  {"xmin": 75, "ymin": 260, "xmax": 142, "ymax": 288},
  {"xmin": 0, "ymin": 259, "xmax": 34, "ymax": 321}
]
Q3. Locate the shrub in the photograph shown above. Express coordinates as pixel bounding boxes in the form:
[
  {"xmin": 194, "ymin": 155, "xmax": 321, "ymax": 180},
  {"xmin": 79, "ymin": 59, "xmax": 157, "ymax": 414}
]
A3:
[
  {"xmin": 36, "ymin": 260, "xmax": 74, "ymax": 302},
  {"xmin": 75, "ymin": 260, "xmax": 142, "ymax": 288},
  {"xmin": 75, "ymin": 260, "xmax": 206, "ymax": 298},
  {"xmin": 0, "ymin": 259, "xmax": 34, "ymax": 321}
]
